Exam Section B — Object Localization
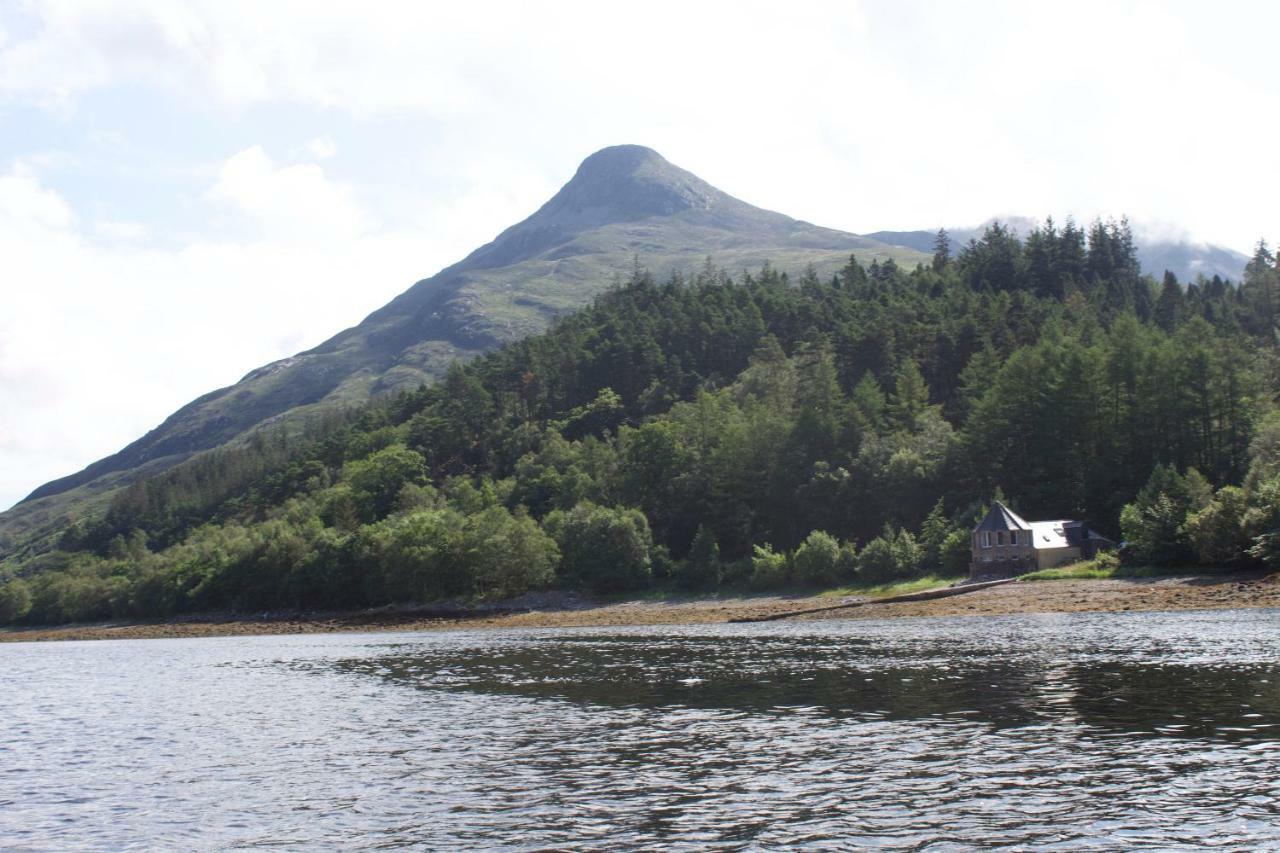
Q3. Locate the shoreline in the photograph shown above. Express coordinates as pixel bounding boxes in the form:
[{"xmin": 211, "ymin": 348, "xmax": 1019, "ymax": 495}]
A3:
[{"xmin": 3, "ymin": 571, "xmax": 1278, "ymax": 643}]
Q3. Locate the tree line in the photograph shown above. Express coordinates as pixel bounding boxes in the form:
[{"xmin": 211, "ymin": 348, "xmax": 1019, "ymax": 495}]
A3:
[{"xmin": 2, "ymin": 221, "xmax": 1278, "ymax": 625}]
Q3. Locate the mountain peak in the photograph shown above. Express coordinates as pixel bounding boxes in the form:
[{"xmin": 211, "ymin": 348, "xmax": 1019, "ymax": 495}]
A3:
[
  {"xmin": 545, "ymin": 144, "xmax": 724, "ymax": 224},
  {"xmin": 575, "ymin": 143, "xmax": 668, "ymax": 172},
  {"xmin": 453, "ymin": 144, "xmax": 740, "ymax": 271},
  {"xmin": 6, "ymin": 144, "xmax": 908, "ymax": 519}
]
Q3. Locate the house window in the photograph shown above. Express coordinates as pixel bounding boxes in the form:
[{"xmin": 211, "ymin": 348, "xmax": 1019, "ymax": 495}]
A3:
[
  {"xmin": 1010, "ymin": 531, "xmax": 1019, "ymax": 547},
  {"xmin": 980, "ymin": 532, "xmax": 991, "ymax": 548},
  {"xmin": 997, "ymin": 531, "xmax": 1005, "ymax": 546}
]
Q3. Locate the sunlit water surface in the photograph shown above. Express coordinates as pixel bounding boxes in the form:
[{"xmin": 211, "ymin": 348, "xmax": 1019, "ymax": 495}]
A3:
[{"xmin": 3, "ymin": 609, "xmax": 1280, "ymax": 849}]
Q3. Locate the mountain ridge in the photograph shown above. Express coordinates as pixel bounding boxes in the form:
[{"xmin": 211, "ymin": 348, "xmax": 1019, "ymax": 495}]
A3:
[
  {"xmin": 8, "ymin": 147, "xmax": 1248, "ymax": 559},
  {"xmin": 9, "ymin": 146, "xmax": 919, "ymax": 530}
]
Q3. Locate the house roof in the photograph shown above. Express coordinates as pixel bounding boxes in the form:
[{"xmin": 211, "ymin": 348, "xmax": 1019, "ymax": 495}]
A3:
[
  {"xmin": 973, "ymin": 501, "xmax": 1112, "ymax": 549},
  {"xmin": 974, "ymin": 501, "xmax": 1032, "ymax": 533},
  {"xmin": 1029, "ymin": 521, "xmax": 1072, "ymax": 550}
]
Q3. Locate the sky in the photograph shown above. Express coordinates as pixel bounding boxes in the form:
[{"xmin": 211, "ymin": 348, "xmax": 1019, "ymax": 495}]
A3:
[{"xmin": 1, "ymin": 0, "xmax": 1277, "ymax": 510}]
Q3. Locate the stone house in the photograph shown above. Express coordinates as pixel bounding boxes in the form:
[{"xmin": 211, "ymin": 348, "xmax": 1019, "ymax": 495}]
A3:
[{"xmin": 969, "ymin": 501, "xmax": 1114, "ymax": 579}]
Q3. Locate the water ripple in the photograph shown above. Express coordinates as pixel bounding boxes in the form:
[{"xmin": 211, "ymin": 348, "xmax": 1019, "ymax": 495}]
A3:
[{"xmin": 1, "ymin": 610, "xmax": 1278, "ymax": 849}]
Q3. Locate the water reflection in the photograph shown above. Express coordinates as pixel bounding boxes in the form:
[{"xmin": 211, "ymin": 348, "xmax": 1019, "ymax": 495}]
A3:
[
  {"xmin": 1068, "ymin": 662, "xmax": 1280, "ymax": 741},
  {"xmin": 340, "ymin": 632, "xmax": 1280, "ymax": 742},
  {"xmin": 3, "ymin": 610, "xmax": 1280, "ymax": 849},
  {"xmin": 344, "ymin": 637, "xmax": 1040, "ymax": 724}
]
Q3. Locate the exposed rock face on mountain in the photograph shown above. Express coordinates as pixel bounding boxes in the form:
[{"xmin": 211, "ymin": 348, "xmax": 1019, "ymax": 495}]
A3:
[
  {"xmin": 866, "ymin": 219, "xmax": 1248, "ymax": 284},
  {"xmin": 6, "ymin": 145, "xmax": 919, "ymax": 543}
]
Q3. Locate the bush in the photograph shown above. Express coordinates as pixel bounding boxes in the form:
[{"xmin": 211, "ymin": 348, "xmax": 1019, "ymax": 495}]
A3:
[
  {"xmin": 1120, "ymin": 494, "xmax": 1189, "ymax": 565},
  {"xmin": 343, "ymin": 445, "xmax": 428, "ymax": 521},
  {"xmin": 1091, "ymin": 551, "xmax": 1121, "ymax": 573},
  {"xmin": 791, "ymin": 530, "xmax": 844, "ymax": 587},
  {"xmin": 857, "ymin": 525, "xmax": 923, "ymax": 582},
  {"xmin": 891, "ymin": 529, "xmax": 924, "ymax": 576},
  {"xmin": 857, "ymin": 534, "xmax": 897, "ymax": 582},
  {"xmin": 1246, "ymin": 477, "xmax": 1280, "ymax": 567},
  {"xmin": 919, "ymin": 498, "xmax": 970, "ymax": 576},
  {"xmin": 48, "ymin": 572, "xmax": 114, "ymax": 624},
  {"xmin": 749, "ymin": 545, "xmax": 789, "ymax": 590},
  {"xmin": 543, "ymin": 502, "xmax": 654, "ymax": 593},
  {"xmin": 0, "ymin": 578, "xmax": 32, "ymax": 624},
  {"xmin": 676, "ymin": 525, "xmax": 722, "ymax": 591},
  {"xmin": 1185, "ymin": 486, "xmax": 1252, "ymax": 566},
  {"xmin": 461, "ymin": 507, "xmax": 559, "ymax": 599},
  {"xmin": 839, "ymin": 541, "xmax": 860, "ymax": 578},
  {"xmin": 1119, "ymin": 465, "xmax": 1210, "ymax": 565},
  {"xmin": 362, "ymin": 505, "xmax": 558, "ymax": 602},
  {"xmin": 650, "ymin": 544, "xmax": 677, "ymax": 582},
  {"xmin": 360, "ymin": 508, "xmax": 465, "ymax": 603},
  {"xmin": 937, "ymin": 528, "xmax": 972, "ymax": 575}
]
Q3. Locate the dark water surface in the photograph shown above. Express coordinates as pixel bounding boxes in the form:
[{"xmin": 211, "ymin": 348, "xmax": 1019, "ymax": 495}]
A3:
[{"xmin": 3, "ymin": 609, "xmax": 1280, "ymax": 850}]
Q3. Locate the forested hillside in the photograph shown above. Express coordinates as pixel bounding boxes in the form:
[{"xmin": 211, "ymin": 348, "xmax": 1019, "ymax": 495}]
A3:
[
  {"xmin": 6, "ymin": 145, "xmax": 914, "ymax": 535},
  {"xmin": 3, "ymin": 220, "xmax": 1279, "ymax": 626},
  {"xmin": 866, "ymin": 216, "xmax": 1250, "ymax": 284}
]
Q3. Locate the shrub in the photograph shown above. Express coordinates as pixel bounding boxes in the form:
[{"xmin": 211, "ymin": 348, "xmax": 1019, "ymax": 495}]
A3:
[
  {"xmin": 857, "ymin": 533, "xmax": 898, "ymax": 582},
  {"xmin": 791, "ymin": 530, "xmax": 844, "ymax": 587},
  {"xmin": 0, "ymin": 578, "xmax": 33, "ymax": 624},
  {"xmin": 1120, "ymin": 494, "xmax": 1189, "ymax": 565},
  {"xmin": 858, "ymin": 525, "xmax": 923, "ymax": 581},
  {"xmin": 1185, "ymin": 486, "xmax": 1252, "ymax": 566},
  {"xmin": 749, "ymin": 545, "xmax": 789, "ymax": 590},
  {"xmin": 937, "ymin": 528, "xmax": 972, "ymax": 575},
  {"xmin": 650, "ymin": 544, "xmax": 677, "ymax": 581},
  {"xmin": 1119, "ymin": 465, "xmax": 1210, "ymax": 565},
  {"xmin": 343, "ymin": 445, "xmax": 428, "ymax": 521},
  {"xmin": 891, "ymin": 529, "xmax": 924, "ymax": 576},
  {"xmin": 676, "ymin": 524, "xmax": 722, "ymax": 591},
  {"xmin": 1246, "ymin": 477, "xmax": 1280, "ymax": 567},
  {"xmin": 543, "ymin": 502, "xmax": 654, "ymax": 593},
  {"xmin": 461, "ymin": 507, "xmax": 559, "ymax": 599},
  {"xmin": 50, "ymin": 572, "xmax": 113, "ymax": 624},
  {"xmin": 838, "ymin": 541, "xmax": 860, "ymax": 578},
  {"xmin": 1091, "ymin": 551, "xmax": 1121, "ymax": 573},
  {"xmin": 359, "ymin": 508, "xmax": 464, "ymax": 603}
]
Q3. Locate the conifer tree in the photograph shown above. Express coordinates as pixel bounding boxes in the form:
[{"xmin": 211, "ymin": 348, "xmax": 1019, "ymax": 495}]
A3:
[
  {"xmin": 1155, "ymin": 271, "xmax": 1184, "ymax": 331},
  {"xmin": 888, "ymin": 359, "xmax": 930, "ymax": 431},
  {"xmin": 931, "ymin": 228, "xmax": 951, "ymax": 272},
  {"xmin": 679, "ymin": 524, "xmax": 722, "ymax": 590}
]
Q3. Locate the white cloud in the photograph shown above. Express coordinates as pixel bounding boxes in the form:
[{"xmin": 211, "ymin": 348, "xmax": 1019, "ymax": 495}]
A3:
[
  {"xmin": 93, "ymin": 219, "xmax": 147, "ymax": 240},
  {"xmin": 0, "ymin": 0, "xmax": 498, "ymax": 114},
  {"xmin": 305, "ymin": 136, "xmax": 336, "ymax": 161},
  {"xmin": 0, "ymin": 154, "xmax": 499, "ymax": 508},
  {"xmin": 2, "ymin": 1, "xmax": 1276, "ymax": 249},
  {"xmin": 206, "ymin": 145, "xmax": 372, "ymax": 240},
  {"xmin": 0, "ymin": 0, "xmax": 1277, "ymax": 507},
  {"xmin": 0, "ymin": 161, "xmax": 75, "ymax": 233}
]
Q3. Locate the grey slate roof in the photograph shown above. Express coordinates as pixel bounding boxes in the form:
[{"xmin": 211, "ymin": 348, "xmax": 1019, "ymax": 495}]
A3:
[
  {"xmin": 973, "ymin": 503, "xmax": 1114, "ymax": 551},
  {"xmin": 973, "ymin": 501, "xmax": 1032, "ymax": 533}
]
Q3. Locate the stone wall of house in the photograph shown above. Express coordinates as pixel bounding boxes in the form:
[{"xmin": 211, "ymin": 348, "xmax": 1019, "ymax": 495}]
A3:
[{"xmin": 969, "ymin": 530, "xmax": 1035, "ymax": 578}]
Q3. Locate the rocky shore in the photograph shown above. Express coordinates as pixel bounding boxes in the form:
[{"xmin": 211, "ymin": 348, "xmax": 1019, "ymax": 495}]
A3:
[{"xmin": 2, "ymin": 571, "xmax": 1277, "ymax": 643}]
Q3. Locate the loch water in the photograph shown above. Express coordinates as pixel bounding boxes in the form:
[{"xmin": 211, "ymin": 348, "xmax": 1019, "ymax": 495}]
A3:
[{"xmin": 3, "ymin": 609, "xmax": 1280, "ymax": 850}]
